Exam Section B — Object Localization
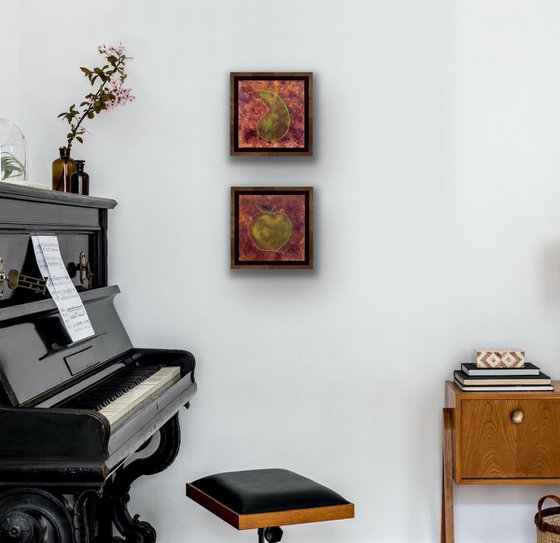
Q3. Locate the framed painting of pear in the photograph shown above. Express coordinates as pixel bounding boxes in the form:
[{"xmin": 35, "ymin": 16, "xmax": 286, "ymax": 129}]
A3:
[
  {"xmin": 230, "ymin": 73, "xmax": 313, "ymax": 156},
  {"xmin": 231, "ymin": 187, "xmax": 313, "ymax": 269}
]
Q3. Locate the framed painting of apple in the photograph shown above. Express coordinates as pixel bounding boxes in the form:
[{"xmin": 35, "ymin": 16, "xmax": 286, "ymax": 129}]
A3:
[
  {"xmin": 230, "ymin": 72, "xmax": 313, "ymax": 156},
  {"xmin": 231, "ymin": 187, "xmax": 313, "ymax": 269}
]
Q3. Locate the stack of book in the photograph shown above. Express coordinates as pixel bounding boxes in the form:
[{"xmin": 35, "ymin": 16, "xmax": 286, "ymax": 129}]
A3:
[{"xmin": 454, "ymin": 362, "xmax": 554, "ymax": 392}]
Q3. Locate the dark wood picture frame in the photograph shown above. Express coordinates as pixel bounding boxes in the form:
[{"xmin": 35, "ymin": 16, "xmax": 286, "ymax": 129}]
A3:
[
  {"xmin": 231, "ymin": 187, "xmax": 314, "ymax": 269},
  {"xmin": 230, "ymin": 72, "xmax": 313, "ymax": 156}
]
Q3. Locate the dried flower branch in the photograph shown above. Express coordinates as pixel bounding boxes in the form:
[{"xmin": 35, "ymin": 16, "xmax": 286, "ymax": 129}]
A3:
[{"xmin": 58, "ymin": 43, "xmax": 135, "ymax": 151}]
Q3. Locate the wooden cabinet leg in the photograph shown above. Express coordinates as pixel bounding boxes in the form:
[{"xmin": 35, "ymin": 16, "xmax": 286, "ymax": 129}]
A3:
[{"xmin": 442, "ymin": 408, "xmax": 454, "ymax": 543}]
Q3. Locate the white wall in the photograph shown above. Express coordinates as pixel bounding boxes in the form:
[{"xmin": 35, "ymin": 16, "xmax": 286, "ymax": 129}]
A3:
[{"xmin": 2, "ymin": 0, "xmax": 560, "ymax": 541}]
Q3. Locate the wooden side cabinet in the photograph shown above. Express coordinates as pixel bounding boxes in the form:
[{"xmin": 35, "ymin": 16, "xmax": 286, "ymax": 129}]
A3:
[{"xmin": 442, "ymin": 381, "xmax": 560, "ymax": 542}]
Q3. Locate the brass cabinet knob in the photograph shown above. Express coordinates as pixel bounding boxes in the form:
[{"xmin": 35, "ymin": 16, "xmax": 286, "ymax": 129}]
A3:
[{"xmin": 511, "ymin": 409, "xmax": 525, "ymax": 424}]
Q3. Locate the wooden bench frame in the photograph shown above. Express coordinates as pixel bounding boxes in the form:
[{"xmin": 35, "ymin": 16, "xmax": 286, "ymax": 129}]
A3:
[{"xmin": 186, "ymin": 483, "xmax": 355, "ymax": 530}]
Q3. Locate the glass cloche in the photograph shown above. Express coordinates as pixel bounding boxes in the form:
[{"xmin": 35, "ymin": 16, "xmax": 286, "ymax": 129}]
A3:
[{"xmin": 0, "ymin": 118, "xmax": 27, "ymax": 182}]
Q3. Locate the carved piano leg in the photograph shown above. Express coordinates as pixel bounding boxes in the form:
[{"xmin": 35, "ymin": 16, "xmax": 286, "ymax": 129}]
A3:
[
  {"xmin": 0, "ymin": 488, "xmax": 73, "ymax": 543},
  {"xmin": 73, "ymin": 490, "xmax": 103, "ymax": 543},
  {"xmin": 105, "ymin": 414, "xmax": 182, "ymax": 543}
]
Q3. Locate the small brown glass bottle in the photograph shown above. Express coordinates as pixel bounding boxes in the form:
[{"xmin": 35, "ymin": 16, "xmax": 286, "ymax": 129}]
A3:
[
  {"xmin": 70, "ymin": 160, "xmax": 89, "ymax": 196},
  {"xmin": 52, "ymin": 147, "xmax": 77, "ymax": 192}
]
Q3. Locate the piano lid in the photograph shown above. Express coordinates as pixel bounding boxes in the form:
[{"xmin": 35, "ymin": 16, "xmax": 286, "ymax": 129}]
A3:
[
  {"xmin": 0, "ymin": 182, "xmax": 117, "ymax": 212},
  {"xmin": 0, "ymin": 285, "xmax": 132, "ymax": 407}
]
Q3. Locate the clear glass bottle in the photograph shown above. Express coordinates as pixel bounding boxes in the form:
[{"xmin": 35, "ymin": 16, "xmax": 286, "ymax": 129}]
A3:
[
  {"xmin": 0, "ymin": 118, "xmax": 27, "ymax": 182},
  {"xmin": 70, "ymin": 160, "xmax": 89, "ymax": 196},
  {"xmin": 52, "ymin": 147, "xmax": 76, "ymax": 192}
]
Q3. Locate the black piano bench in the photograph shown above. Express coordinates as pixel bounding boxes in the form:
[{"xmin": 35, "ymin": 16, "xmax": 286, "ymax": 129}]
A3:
[{"xmin": 186, "ymin": 468, "xmax": 354, "ymax": 543}]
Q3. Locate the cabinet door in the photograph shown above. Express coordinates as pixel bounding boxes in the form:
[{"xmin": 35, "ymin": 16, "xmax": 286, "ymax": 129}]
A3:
[{"xmin": 461, "ymin": 399, "xmax": 560, "ymax": 479}]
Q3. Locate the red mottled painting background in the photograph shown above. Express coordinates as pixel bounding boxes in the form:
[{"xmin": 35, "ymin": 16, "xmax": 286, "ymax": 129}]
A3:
[
  {"xmin": 237, "ymin": 80, "xmax": 306, "ymax": 149},
  {"xmin": 238, "ymin": 194, "xmax": 307, "ymax": 261}
]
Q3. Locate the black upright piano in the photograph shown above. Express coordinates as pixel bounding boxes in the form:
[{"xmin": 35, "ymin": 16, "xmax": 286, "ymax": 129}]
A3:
[{"xmin": 0, "ymin": 184, "xmax": 196, "ymax": 543}]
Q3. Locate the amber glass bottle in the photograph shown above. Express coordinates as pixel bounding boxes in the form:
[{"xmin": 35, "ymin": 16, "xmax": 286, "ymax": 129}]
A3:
[
  {"xmin": 52, "ymin": 147, "xmax": 77, "ymax": 192},
  {"xmin": 70, "ymin": 160, "xmax": 89, "ymax": 195}
]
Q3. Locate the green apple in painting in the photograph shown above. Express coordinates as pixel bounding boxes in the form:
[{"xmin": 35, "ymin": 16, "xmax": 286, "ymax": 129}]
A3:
[{"xmin": 249, "ymin": 205, "xmax": 292, "ymax": 251}]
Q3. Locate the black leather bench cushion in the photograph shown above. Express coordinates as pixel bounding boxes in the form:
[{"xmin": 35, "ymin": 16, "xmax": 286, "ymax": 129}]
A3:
[{"xmin": 190, "ymin": 468, "xmax": 349, "ymax": 515}]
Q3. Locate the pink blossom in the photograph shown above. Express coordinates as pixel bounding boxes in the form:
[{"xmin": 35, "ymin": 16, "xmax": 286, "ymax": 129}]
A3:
[
  {"xmin": 104, "ymin": 75, "xmax": 135, "ymax": 110},
  {"xmin": 98, "ymin": 42, "xmax": 126, "ymax": 57}
]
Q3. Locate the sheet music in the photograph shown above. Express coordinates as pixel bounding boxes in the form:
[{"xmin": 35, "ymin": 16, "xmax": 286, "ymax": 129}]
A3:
[{"xmin": 31, "ymin": 235, "xmax": 94, "ymax": 342}]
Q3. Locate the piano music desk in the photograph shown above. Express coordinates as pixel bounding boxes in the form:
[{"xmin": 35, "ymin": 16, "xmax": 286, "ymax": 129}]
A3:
[{"xmin": 442, "ymin": 380, "xmax": 560, "ymax": 543}]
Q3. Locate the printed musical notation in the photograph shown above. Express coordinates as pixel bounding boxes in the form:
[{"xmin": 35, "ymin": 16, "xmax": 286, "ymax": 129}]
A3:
[{"xmin": 31, "ymin": 235, "xmax": 94, "ymax": 342}]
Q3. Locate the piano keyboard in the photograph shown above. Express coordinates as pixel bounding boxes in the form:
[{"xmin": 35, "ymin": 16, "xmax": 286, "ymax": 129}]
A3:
[
  {"xmin": 62, "ymin": 364, "xmax": 182, "ymax": 428},
  {"xmin": 99, "ymin": 367, "xmax": 181, "ymax": 427}
]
